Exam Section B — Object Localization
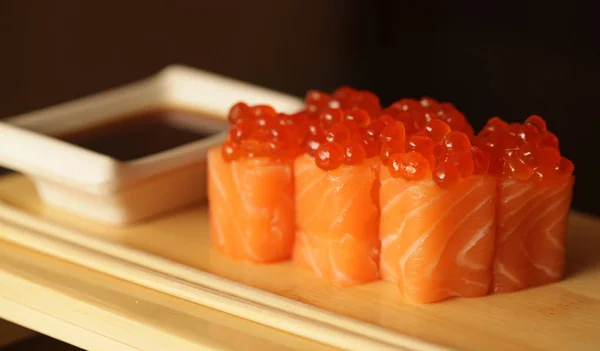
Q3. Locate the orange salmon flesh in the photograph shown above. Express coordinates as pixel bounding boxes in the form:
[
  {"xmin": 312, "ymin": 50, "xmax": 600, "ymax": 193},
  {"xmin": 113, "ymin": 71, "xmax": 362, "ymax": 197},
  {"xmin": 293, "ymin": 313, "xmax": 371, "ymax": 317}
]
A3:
[
  {"xmin": 492, "ymin": 177, "xmax": 574, "ymax": 293},
  {"xmin": 207, "ymin": 147, "xmax": 295, "ymax": 263},
  {"xmin": 293, "ymin": 154, "xmax": 381, "ymax": 286},
  {"xmin": 379, "ymin": 166, "xmax": 497, "ymax": 303},
  {"xmin": 207, "ymin": 147, "xmax": 574, "ymax": 303}
]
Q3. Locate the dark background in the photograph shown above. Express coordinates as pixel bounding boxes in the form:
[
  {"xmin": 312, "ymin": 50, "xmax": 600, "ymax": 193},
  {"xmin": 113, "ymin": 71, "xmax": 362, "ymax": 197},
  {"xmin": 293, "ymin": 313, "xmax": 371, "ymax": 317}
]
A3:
[{"xmin": 0, "ymin": 1, "xmax": 598, "ymax": 215}]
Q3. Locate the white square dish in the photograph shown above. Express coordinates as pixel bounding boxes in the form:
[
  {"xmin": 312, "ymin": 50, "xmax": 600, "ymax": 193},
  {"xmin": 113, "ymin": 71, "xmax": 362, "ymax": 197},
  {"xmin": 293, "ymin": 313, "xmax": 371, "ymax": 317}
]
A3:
[{"xmin": 0, "ymin": 65, "xmax": 304, "ymax": 225}]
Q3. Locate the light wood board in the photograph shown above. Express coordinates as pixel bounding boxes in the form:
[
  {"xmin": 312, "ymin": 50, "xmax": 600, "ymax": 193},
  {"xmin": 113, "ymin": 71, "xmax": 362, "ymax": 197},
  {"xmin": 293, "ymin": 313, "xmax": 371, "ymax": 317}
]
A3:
[
  {"xmin": 0, "ymin": 174, "xmax": 599, "ymax": 351},
  {"xmin": 0, "ymin": 239, "xmax": 336, "ymax": 351}
]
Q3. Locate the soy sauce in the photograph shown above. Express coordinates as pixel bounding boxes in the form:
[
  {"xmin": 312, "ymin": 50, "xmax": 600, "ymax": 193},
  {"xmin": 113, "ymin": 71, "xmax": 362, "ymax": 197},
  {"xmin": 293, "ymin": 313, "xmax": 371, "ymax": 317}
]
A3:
[{"xmin": 59, "ymin": 108, "xmax": 226, "ymax": 161}]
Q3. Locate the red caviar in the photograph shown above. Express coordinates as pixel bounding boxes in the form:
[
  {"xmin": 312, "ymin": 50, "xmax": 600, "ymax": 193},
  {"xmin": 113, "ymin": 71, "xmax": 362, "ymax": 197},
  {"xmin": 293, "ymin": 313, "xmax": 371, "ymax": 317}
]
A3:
[
  {"xmin": 424, "ymin": 119, "xmax": 451, "ymax": 143},
  {"xmin": 387, "ymin": 153, "xmax": 405, "ymax": 178},
  {"xmin": 319, "ymin": 108, "xmax": 345, "ymax": 128},
  {"xmin": 344, "ymin": 141, "xmax": 367, "ymax": 165},
  {"xmin": 471, "ymin": 146, "xmax": 491, "ymax": 175},
  {"xmin": 503, "ymin": 152, "xmax": 534, "ymax": 181},
  {"xmin": 477, "ymin": 115, "xmax": 573, "ymax": 182},
  {"xmin": 380, "ymin": 140, "xmax": 406, "ymax": 164},
  {"xmin": 433, "ymin": 162, "xmax": 462, "ymax": 189},
  {"xmin": 359, "ymin": 130, "xmax": 380, "ymax": 158},
  {"xmin": 380, "ymin": 122, "xmax": 406, "ymax": 144},
  {"xmin": 367, "ymin": 97, "xmax": 486, "ymax": 186},
  {"xmin": 297, "ymin": 93, "xmax": 386, "ymax": 170},
  {"xmin": 541, "ymin": 131, "xmax": 559, "ymax": 149},
  {"xmin": 222, "ymin": 102, "xmax": 304, "ymax": 162},
  {"xmin": 228, "ymin": 122, "xmax": 253, "ymax": 142},
  {"xmin": 345, "ymin": 108, "xmax": 371, "ymax": 127},
  {"xmin": 380, "ymin": 97, "xmax": 474, "ymax": 136},
  {"xmin": 224, "ymin": 92, "xmax": 572, "ymax": 188},
  {"xmin": 250, "ymin": 105, "xmax": 277, "ymax": 118},
  {"xmin": 305, "ymin": 90, "xmax": 329, "ymax": 115},
  {"xmin": 315, "ymin": 142, "xmax": 345, "ymax": 171},
  {"xmin": 556, "ymin": 157, "xmax": 574, "ymax": 180},
  {"xmin": 524, "ymin": 114, "xmax": 547, "ymax": 132},
  {"xmin": 305, "ymin": 136, "xmax": 323, "ymax": 157},
  {"xmin": 407, "ymin": 135, "xmax": 435, "ymax": 168},
  {"xmin": 443, "ymin": 151, "xmax": 475, "ymax": 178},
  {"xmin": 443, "ymin": 131, "xmax": 471, "ymax": 151},
  {"xmin": 391, "ymin": 152, "xmax": 431, "ymax": 181},
  {"xmin": 440, "ymin": 109, "xmax": 468, "ymax": 133},
  {"xmin": 376, "ymin": 108, "xmax": 481, "ymax": 186},
  {"xmin": 227, "ymin": 102, "xmax": 250, "ymax": 124},
  {"xmin": 342, "ymin": 120, "xmax": 361, "ymax": 138},
  {"xmin": 325, "ymin": 124, "xmax": 351, "ymax": 144},
  {"xmin": 365, "ymin": 118, "xmax": 384, "ymax": 139},
  {"xmin": 222, "ymin": 140, "xmax": 241, "ymax": 162},
  {"xmin": 303, "ymin": 87, "xmax": 382, "ymax": 118}
]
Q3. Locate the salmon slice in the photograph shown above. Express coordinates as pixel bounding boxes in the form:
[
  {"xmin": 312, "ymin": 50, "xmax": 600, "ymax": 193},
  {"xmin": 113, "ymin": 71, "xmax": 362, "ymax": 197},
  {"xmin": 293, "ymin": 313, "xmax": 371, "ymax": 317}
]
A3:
[
  {"xmin": 293, "ymin": 154, "xmax": 380, "ymax": 286},
  {"xmin": 379, "ymin": 166, "xmax": 496, "ymax": 303},
  {"xmin": 293, "ymin": 231, "xmax": 380, "ymax": 286},
  {"xmin": 207, "ymin": 147, "xmax": 295, "ymax": 263},
  {"xmin": 492, "ymin": 177, "xmax": 574, "ymax": 293}
]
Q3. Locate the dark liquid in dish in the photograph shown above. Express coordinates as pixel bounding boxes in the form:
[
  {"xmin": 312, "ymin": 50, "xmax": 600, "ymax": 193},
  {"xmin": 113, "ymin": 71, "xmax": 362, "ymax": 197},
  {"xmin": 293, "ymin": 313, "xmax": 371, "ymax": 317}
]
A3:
[{"xmin": 58, "ymin": 108, "xmax": 225, "ymax": 161}]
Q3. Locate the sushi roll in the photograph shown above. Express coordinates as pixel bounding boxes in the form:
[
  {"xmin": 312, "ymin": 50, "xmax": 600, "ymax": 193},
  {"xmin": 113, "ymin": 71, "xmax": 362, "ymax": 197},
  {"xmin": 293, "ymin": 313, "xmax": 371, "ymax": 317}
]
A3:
[
  {"xmin": 378, "ymin": 99, "xmax": 497, "ymax": 303},
  {"xmin": 207, "ymin": 89, "xmax": 576, "ymax": 303},
  {"xmin": 478, "ymin": 116, "xmax": 575, "ymax": 293},
  {"xmin": 292, "ymin": 88, "xmax": 382, "ymax": 286},
  {"xmin": 207, "ymin": 103, "xmax": 301, "ymax": 263}
]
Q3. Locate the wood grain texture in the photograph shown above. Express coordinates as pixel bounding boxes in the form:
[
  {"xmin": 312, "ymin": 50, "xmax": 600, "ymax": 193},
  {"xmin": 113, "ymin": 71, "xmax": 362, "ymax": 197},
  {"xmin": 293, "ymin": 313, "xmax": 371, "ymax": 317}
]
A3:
[
  {"xmin": 0, "ymin": 174, "xmax": 599, "ymax": 351},
  {"xmin": 0, "ymin": 240, "xmax": 335, "ymax": 351}
]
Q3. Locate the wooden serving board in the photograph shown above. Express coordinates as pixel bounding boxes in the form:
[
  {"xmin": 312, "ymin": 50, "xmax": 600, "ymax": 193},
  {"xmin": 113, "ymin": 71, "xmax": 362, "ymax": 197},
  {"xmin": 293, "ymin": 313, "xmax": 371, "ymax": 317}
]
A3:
[
  {"xmin": 0, "ymin": 237, "xmax": 336, "ymax": 351},
  {"xmin": 0, "ymin": 174, "xmax": 599, "ymax": 351}
]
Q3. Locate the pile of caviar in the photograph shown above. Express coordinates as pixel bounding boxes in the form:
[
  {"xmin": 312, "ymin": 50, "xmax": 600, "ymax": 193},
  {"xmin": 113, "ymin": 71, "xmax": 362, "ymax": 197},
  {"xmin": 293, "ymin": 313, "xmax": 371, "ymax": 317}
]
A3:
[
  {"xmin": 222, "ymin": 102, "xmax": 305, "ymax": 162},
  {"xmin": 302, "ymin": 92, "xmax": 479, "ymax": 183},
  {"xmin": 222, "ymin": 90, "xmax": 573, "ymax": 186},
  {"xmin": 377, "ymin": 118, "xmax": 489, "ymax": 188},
  {"xmin": 379, "ymin": 97, "xmax": 475, "ymax": 136},
  {"xmin": 304, "ymin": 86, "xmax": 382, "ymax": 119},
  {"xmin": 299, "ymin": 87, "xmax": 383, "ymax": 170},
  {"xmin": 477, "ymin": 115, "xmax": 574, "ymax": 182}
]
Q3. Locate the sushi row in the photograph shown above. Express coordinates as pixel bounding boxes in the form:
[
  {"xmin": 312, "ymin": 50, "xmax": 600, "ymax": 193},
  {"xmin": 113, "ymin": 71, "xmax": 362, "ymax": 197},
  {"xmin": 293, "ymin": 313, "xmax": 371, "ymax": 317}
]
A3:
[{"xmin": 207, "ymin": 87, "xmax": 574, "ymax": 303}]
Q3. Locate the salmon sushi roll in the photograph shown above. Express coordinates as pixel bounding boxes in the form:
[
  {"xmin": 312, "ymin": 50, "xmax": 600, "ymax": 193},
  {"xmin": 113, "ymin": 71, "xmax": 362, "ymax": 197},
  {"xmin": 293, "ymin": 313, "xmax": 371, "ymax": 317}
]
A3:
[
  {"xmin": 294, "ymin": 154, "xmax": 381, "ymax": 286},
  {"xmin": 479, "ymin": 116, "xmax": 575, "ymax": 293},
  {"xmin": 207, "ymin": 103, "xmax": 301, "ymax": 263},
  {"xmin": 293, "ymin": 88, "xmax": 383, "ymax": 286},
  {"xmin": 380, "ymin": 168, "xmax": 496, "ymax": 303},
  {"xmin": 208, "ymin": 149, "xmax": 295, "ymax": 262},
  {"xmin": 378, "ymin": 109, "xmax": 497, "ymax": 303}
]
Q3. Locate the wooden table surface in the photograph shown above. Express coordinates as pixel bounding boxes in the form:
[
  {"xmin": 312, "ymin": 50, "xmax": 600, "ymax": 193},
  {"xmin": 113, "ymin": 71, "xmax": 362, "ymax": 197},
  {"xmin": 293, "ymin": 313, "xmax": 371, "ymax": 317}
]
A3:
[{"xmin": 0, "ymin": 239, "xmax": 335, "ymax": 351}]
